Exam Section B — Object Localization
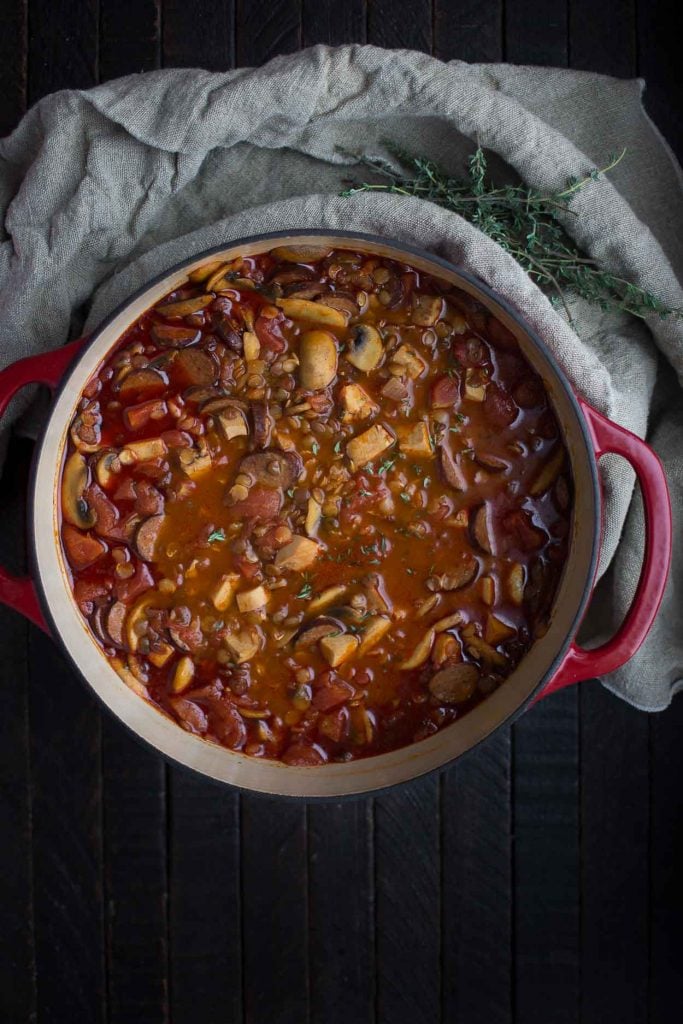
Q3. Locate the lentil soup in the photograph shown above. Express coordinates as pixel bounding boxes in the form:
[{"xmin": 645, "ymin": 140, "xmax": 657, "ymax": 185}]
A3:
[{"xmin": 59, "ymin": 245, "xmax": 572, "ymax": 765}]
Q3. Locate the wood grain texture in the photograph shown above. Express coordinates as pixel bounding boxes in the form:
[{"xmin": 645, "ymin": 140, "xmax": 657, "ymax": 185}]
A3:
[
  {"xmin": 308, "ymin": 800, "xmax": 374, "ymax": 1024},
  {"xmin": 442, "ymin": 730, "xmax": 512, "ymax": 1024},
  {"xmin": 0, "ymin": 0, "xmax": 26, "ymax": 134},
  {"xmin": 513, "ymin": 689, "xmax": 580, "ymax": 1024},
  {"xmin": 103, "ymin": 721, "xmax": 168, "ymax": 1024},
  {"xmin": 303, "ymin": 0, "xmax": 366, "ymax": 47},
  {"xmin": 375, "ymin": 776, "xmax": 440, "ymax": 1024},
  {"xmin": 649, "ymin": 699, "xmax": 683, "ymax": 1023},
  {"xmin": 168, "ymin": 768, "xmax": 242, "ymax": 1024},
  {"xmin": 100, "ymin": 0, "xmax": 161, "ymax": 80},
  {"xmin": 236, "ymin": 0, "xmax": 301, "ymax": 67},
  {"xmin": 0, "ymin": 440, "xmax": 33, "ymax": 1024},
  {"xmin": 367, "ymin": 0, "xmax": 432, "ymax": 53},
  {"xmin": 569, "ymin": 0, "xmax": 635, "ymax": 78},
  {"xmin": 241, "ymin": 796, "xmax": 309, "ymax": 1023},
  {"xmin": 579, "ymin": 685, "xmax": 649, "ymax": 1024},
  {"xmin": 28, "ymin": 631, "xmax": 105, "ymax": 1023},
  {"xmin": 434, "ymin": 0, "xmax": 503, "ymax": 63},
  {"xmin": 504, "ymin": 0, "xmax": 568, "ymax": 66},
  {"xmin": 27, "ymin": 0, "xmax": 99, "ymax": 103},
  {"xmin": 163, "ymin": 0, "xmax": 235, "ymax": 70}
]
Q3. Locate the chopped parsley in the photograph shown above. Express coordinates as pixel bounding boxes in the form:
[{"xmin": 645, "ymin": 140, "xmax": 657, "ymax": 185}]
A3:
[
  {"xmin": 208, "ymin": 528, "xmax": 226, "ymax": 543},
  {"xmin": 334, "ymin": 440, "xmax": 342, "ymax": 454},
  {"xmin": 377, "ymin": 456, "xmax": 397, "ymax": 475},
  {"xmin": 296, "ymin": 582, "xmax": 313, "ymax": 600},
  {"xmin": 311, "ymin": 441, "xmax": 320, "ymax": 456},
  {"xmin": 399, "ymin": 492, "xmax": 411, "ymax": 503}
]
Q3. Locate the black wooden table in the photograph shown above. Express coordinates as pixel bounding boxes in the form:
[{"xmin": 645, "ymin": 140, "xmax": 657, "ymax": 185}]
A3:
[{"xmin": 1, "ymin": 3, "xmax": 681, "ymax": 1023}]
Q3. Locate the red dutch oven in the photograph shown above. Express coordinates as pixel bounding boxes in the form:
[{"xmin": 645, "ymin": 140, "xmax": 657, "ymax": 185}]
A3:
[{"xmin": 0, "ymin": 232, "xmax": 673, "ymax": 797}]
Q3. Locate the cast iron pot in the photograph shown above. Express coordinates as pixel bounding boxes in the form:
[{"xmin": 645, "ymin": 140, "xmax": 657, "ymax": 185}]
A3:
[{"xmin": 0, "ymin": 232, "xmax": 672, "ymax": 797}]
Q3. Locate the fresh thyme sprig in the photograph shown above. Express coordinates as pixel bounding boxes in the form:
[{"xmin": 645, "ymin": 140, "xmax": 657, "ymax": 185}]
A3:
[{"xmin": 341, "ymin": 146, "xmax": 682, "ymax": 323}]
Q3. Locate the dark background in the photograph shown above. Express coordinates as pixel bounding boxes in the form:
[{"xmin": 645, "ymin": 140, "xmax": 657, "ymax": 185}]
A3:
[{"xmin": 1, "ymin": 2, "xmax": 681, "ymax": 1023}]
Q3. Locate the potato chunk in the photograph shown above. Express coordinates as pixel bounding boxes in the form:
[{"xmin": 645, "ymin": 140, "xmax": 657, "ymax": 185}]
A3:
[
  {"xmin": 274, "ymin": 536, "xmax": 320, "ymax": 572},
  {"xmin": 236, "ymin": 585, "xmax": 269, "ymax": 613},
  {"xmin": 389, "ymin": 344, "xmax": 426, "ymax": 380},
  {"xmin": 346, "ymin": 424, "xmax": 394, "ymax": 468},
  {"xmin": 357, "ymin": 615, "xmax": 392, "ymax": 654},
  {"xmin": 223, "ymin": 629, "xmax": 261, "ymax": 664},
  {"xmin": 210, "ymin": 573, "xmax": 241, "ymax": 611},
  {"xmin": 396, "ymin": 421, "xmax": 433, "ymax": 457},
  {"xmin": 339, "ymin": 383, "xmax": 378, "ymax": 422}
]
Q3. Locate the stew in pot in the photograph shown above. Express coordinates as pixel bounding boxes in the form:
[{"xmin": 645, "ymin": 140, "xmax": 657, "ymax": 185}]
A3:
[{"xmin": 59, "ymin": 245, "xmax": 572, "ymax": 764}]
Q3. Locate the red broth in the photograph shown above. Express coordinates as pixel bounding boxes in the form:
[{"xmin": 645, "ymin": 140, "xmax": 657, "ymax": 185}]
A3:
[{"xmin": 60, "ymin": 245, "xmax": 572, "ymax": 764}]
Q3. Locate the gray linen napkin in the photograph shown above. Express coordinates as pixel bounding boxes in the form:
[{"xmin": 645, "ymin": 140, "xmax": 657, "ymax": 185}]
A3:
[{"xmin": 1, "ymin": 44, "xmax": 681, "ymax": 710}]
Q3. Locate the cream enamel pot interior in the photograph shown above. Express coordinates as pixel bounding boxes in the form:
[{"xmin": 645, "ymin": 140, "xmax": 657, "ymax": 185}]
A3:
[{"xmin": 0, "ymin": 231, "xmax": 672, "ymax": 797}]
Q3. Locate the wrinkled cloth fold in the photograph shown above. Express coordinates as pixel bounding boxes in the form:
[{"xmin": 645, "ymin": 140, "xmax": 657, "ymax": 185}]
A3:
[{"xmin": 1, "ymin": 44, "xmax": 681, "ymax": 709}]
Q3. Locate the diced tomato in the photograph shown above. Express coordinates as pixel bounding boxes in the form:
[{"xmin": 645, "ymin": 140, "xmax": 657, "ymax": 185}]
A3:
[
  {"xmin": 86, "ymin": 483, "xmax": 120, "ymax": 538},
  {"xmin": 233, "ymin": 553, "xmax": 262, "ymax": 580},
  {"xmin": 452, "ymin": 336, "xmax": 489, "ymax": 366},
  {"xmin": 133, "ymin": 479, "xmax": 165, "ymax": 517},
  {"xmin": 254, "ymin": 313, "xmax": 287, "ymax": 354},
  {"xmin": 319, "ymin": 707, "xmax": 350, "ymax": 743},
  {"xmin": 170, "ymin": 698, "xmax": 208, "ymax": 735},
  {"xmin": 115, "ymin": 561, "xmax": 153, "ymax": 603},
  {"xmin": 430, "ymin": 374, "xmax": 460, "ymax": 409},
  {"xmin": 62, "ymin": 524, "xmax": 106, "ymax": 571},
  {"xmin": 74, "ymin": 577, "xmax": 110, "ymax": 614},
  {"xmin": 113, "ymin": 478, "xmax": 137, "ymax": 502}
]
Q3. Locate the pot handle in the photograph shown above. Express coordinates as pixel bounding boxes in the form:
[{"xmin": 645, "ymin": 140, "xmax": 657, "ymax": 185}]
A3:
[
  {"xmin": 538, "ymin": 399, "xmax": 672, "ymax": 699},
  {"xmin": 0, "ymin": 339, "xmax": 86, "ymax": 632}
]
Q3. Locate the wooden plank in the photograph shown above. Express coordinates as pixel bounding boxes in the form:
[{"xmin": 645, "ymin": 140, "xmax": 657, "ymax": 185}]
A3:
[
  {"xmin": 513, "ymin": 688, "xmax": 580, "ymax": 1023},
  {"xmin": 27, "ymin": 0, "xmax": 99, "ymax": 103},
  {"xmin": 241, "ymin": 796, "xmax": 309, "ymax": 1023},
  {"xmin": 375, "ymin": 776, "xmax": 440, "ymax": 1024},
  {"xmin": 0, "ymin": 0, "xmax": 26, "ymax": 134},
  {"xmin": 569, "ymin": 0, "xmax": 635, "ymax": 78},
  {"xmin": 303, "ymin": 0, "xmax": 366, "ymax": 46},
  {"xmin": 28, "ymin": 630, "xmax": 106, "ymax": 1023},
  {"xmin": 308, "ymin": 800, "xmax": 374, "ymax": 1023},
  {"xmin": 0, "ymin": 439, "xmax": 33, "ymax": 1024},
  {"xmin": 367, "ymin": 0, "xmax": 432, "ymax": 53},
  {"xmin": 236, "ymin": 0, "xmax": 301, "ymax": 67},
  {"xmin": 442, "ymin": 729, "xmax": 512, "ymax": 1024},
  {"xmin": 637, "ymin": 0, "xmax": 683, "ymax": 162},
  {"xmin": 504, "ymin": 0, "xmax": 568, "ymax": 67},
  {"xmin": 579, "ymin": 684, "xmax": 648, "ymax": 1024},
  {"xmin": 168, "ymin": 768, "xmax": 242, "ymax": 1024},
  {"xmin": 103, "ymin": 720, "xmax": 168, "ymax": 1024},
  {"xmin": 434, "ymin": 0, "xmax": 503, "ymax": 63},
  {"xmin": 162, "ymin": 0, "xmax": 235, "ymax": 71},
  {"xmin": 649, "ymin": 698, "xmax": 683, "ymax": 1021},
  {"xmin": 100, "ymin": 0, "xmax": 161, "ymax": 80}
]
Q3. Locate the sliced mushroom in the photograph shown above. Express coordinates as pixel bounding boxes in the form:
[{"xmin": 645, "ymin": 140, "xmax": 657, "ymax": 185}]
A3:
[
  {"xmin": 399, "ymin": 628, "xmax": 435, "ymax": 670},
  {"xmin": 149, "ymin": 642, "xmax": 174, "ymax": 668},
  {"xmin": 151, "ymin": 323, "xmax": 201, "ymax": 348},
  {"xmin": 236, "ymin": 585, "xmax": 269, "ymax": 613},
  {"xmin": 111, "ymin": 656, "xmax": 147, "ymax": 697},
  {"xmin": 464, "ymin": 367, "xmax": 487, "ymax": 402},
  {"xmin": 471, "ymin": 503, "xmax": 495, "ymax": 554},
  {"xmin": 461, "ymin": 623, "xmax": 507, "ymax": 668},
  {"xmin": 433, "ymin": 611, "xmax": 464, "ymax": 633},
  {"xmin": 530, "ymin": 445, "xmax": 565, "ymax": 496},
  {"xmin": 238, "ymin": 449, "xmax": 303, "ymax": 489},
  {"xmin": 243, "ymin": 330, "xmax": 260, "ymax": 361},
  {"xmin": 345, "ymin": 324, "xmax": 383, "ymax": 372},
  {"xmin": 480, "ymin": 576, "xmax": 495, "ymax": 605},
  {"xmin": 276, "ymin": 297, "xmax": 346, "ymax": 329},
  {"xmin": 475, "ymin": 452, "xmax": 507, "ymax": 472},
  {"xmin": 357, "ymin": 615, "xmax": 392, "ymax": 654},
  {"xmin": 507, "ymin": 563, "xmax": 525, "ymax": 606},
  {"xmin": 274, "ymin": 536, "xmax": 320, "ymax": 572},
  {"xmin": 294, "ymin": 616, "xmax": 345, "ymax": 649},
  {"xmin": 62, "ymin": 452, "xmax": 96, "ymax": 529},
  {"xmin": 307, "ymin": 585, "xmax": 348, "ymax": 614},
  {"xmin": 156, "ymin": 294, "xmax": 214, "ymax": 318},
  {"xmin": 118, "ymin": 368, "xmax": 167, "ymax": 398},
  {"xmin": 305, "ymin": 496, "xmax": 322, "ymax": 537},
  {"xmin": 429, "ymin": 664, "xmax": 479, "ymax": 703},
  {"xmin": 251, "ymin": 400, "xmax": 273, "ymax": 449},
  {"xmin": 188, "ymin": 259, "xmax": 226, "ymax": 284},
  {"xmin": 412, "ymin": 294, "xmax": 443, "ymax": 326},
  {"xmin": 215, "ymin": 403, "xmax": 249, "ymax": 440},
  {"xmin": 125, "ymin": 593, "xmax": 156, "ymax": 652},
  {"xmin": 438, "ymin": 446, "xmax": 467, "ymax": 492},
  {"xmin": 270, "ymin": 244, "xmax": 330, "ymax": 263},
  {"xmin": 210, "ymin": 573, "xmax": 241, "ymax": 611},
  {"xmin": 222, "ymin": 628, "xmax": 261, "ymax": 664},
  {"xmin": 70, "ymin": 412, "xmax": 101, "ymax": 453},
  {"xmin": 485, "ymin": 614, "xmax": 516, "ymax": 645},
  {"xmin": 299, "ymin": 330, "xmax": 338, "ymax": 390},
  {"xmin": 426, "ymin": 554, "xmax": 478, "ymax": 591},
  {"xmin": 134, "ymin": 514, "xmax": 165, "ymax": 561},
  {"xmin": 320, "ymin": 293, "xmax": 358, "ymax": 319},
  {"xmin": 95, "ymin": 451, "xmax": 121, "ymax": 490}
]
